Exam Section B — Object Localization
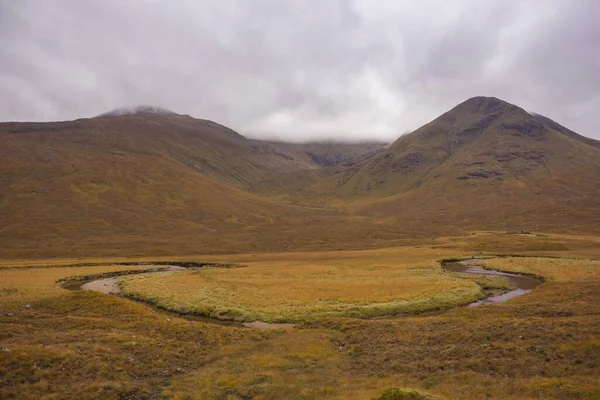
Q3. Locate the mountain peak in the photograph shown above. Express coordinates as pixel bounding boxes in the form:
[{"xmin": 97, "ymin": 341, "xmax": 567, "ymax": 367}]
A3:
[
  {"xmin": 96, "ymin": 105, "xmax": 176, "ymax": 117},
  {"xmin": 455, "ymin": 96, "xmax": 526, "ymax": 116}
]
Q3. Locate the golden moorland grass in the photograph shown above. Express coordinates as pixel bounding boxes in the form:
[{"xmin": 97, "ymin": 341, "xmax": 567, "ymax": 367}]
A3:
[
  {"xmin": 479, "ymin": 256, "xmax": 600, "ymax": 282},
  {"xmin": 1, "ymin": 233, "xmax": 600, "ymax": 399},
  {"xmin": 118, "ymin": 248, "xmax": 511, "ymax": 322},
  {"xmin": 165, "ymin": 252, "xmax": 600, "ymax": 399},
  {"xmin": 0, "ymin": 264, "xmax": 255, "ymax": 399},
  {"xmin": 0, "ymin": 265, "xmax": 143, "ymax": 302}
]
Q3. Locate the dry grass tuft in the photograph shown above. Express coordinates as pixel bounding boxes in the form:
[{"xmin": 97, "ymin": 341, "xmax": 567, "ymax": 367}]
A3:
[{"xmin": 374, "ymin": 388, "xmax": 443, "ymax": 400}]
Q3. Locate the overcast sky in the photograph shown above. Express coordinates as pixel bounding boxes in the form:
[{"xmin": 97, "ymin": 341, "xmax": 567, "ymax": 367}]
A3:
[{"xmin": 1, "ymin": 0, "xmax": 598, "ymax": 141}]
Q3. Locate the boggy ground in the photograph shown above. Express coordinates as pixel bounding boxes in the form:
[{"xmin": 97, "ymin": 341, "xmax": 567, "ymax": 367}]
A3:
[
  {"xmin": 1, "ymin": 233, "xmax": 600, "ymax": 399},
  {"xmin": 117, "ymin": 248, "xmax": 512, "ymax": 323}
]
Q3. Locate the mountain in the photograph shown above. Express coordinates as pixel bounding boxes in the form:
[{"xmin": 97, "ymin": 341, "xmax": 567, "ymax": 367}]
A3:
[
  {"xmin": 1, "ymin": 97, "xmax": 598, "ymax": 259},
  {"xmin": 0, "ymin": 110, "xmax": 388, "ymax": 258},
  {"xmin": 289, "ymin": 97, "xmax": 600, "ymax": 232},
  {"xmin": 2, "ymin": 111, "xmax": 321, "ymax": 188},
  {"xmin": 247, "ymin": 140, "xmax": 386, "ymax": 199},
  {"xmin": 252, "ymin": 140, "xmax": 386, "ymax": 167}
]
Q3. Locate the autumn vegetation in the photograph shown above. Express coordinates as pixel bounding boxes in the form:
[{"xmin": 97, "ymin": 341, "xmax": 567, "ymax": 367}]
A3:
[{"xmin": 2, "ymin": 97, "xmax": 600, "ymax": 398}]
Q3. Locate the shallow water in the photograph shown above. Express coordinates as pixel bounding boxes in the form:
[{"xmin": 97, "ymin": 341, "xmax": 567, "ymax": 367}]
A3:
[
  {"xmin": 62, "ymin": 271, "xmax": 296, "ymax": 330},
  {"xmin": 442, "ymin": 260, "xmax": 542, "ymax": 306},
  {"xmin": 62, "ymin": 259, "xmax": 540, "ymax": 326}
]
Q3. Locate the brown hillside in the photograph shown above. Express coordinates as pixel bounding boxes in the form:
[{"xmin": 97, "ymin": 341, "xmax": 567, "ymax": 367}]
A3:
[
  {"xmin": 0, "ymin": 113, "xmax": 316, "ymax": 257},
  {"xmin": 285, "ymin": 97, "xmax": 600, "ymax": 232},
  {"xmin": 2, "ymin": 112, "xmax": 320, "ymax": 188},
  {"xmin": 0, "ymin": 112, "xmax": 401, "ymax": 259},
  {"xmin": 1, "ymin": 98, "xmax": 599, "ymax": 258},
  {"xmin": 247, "ymin": 141, "xmax": 385, "ymax": 200},
  {"xmin": 252, "ymin": 140, "xmax": 385, "ymax": 167}
]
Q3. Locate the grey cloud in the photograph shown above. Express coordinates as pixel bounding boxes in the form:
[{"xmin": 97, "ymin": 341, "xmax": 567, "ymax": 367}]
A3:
[{"xmin": 0, "ymin": 0, "xmax": 598, "ymax": 141}]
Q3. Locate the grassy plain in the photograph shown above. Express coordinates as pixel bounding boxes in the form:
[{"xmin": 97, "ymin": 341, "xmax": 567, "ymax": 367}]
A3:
[
  {"xmin": 0, "ymin": 265, "xmax": 255, "ymax": 399},
  {"xmin": 0, "ymin": 265, "xmax": 142, "ymax": 302},
  {"xmin": 118, "ymin": 249, "xmax": 510, "ymax": 322},
  {"xmin": 1, "ymin": 233, "xmax": 600, "ymax": 399}
]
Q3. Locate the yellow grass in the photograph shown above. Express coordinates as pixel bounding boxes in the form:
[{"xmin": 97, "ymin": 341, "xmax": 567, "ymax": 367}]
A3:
[
  {"xmin": 0, "ymin": 264, "xmax": 252, "ymax": 399},
  {"xmin": 165, "ymin": 329, "xmax": 403, "ymax": 400},
  {"xmin": 478, "ymin": 256, "xmax": 600, "ymax": 282},
  {"xmin": 119, "ymin": 247, "xmax": 507, "ymax": 322},
  {"xmin": 2, "ymin": 234, "xmax": 600, "ymax": 399},
  {"xmin": 0, "ymin": 265, "xmax": 139, "ymax": 303}
]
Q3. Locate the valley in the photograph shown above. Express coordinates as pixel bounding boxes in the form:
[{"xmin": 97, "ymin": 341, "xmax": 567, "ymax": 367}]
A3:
[
  {"xmin": 1, "ymin": 233, "xmax": 600, "ymax": 399},
  {"xmin": 1, "ymin": 97, "xmax": 600, "ymax": 399}
]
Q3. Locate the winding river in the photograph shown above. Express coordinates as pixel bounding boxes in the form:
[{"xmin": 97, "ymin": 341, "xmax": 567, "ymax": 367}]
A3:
[
  {"xmin": 62, "ymin": 258, "xmax": 542, "ymax": 327},
  {"xmin": 61, "ymin": 266, "xmax": 296, "ymax": 330},
  {"xmin": 442, "ymin": 259, "xmax": 542, "ymax": 306}
]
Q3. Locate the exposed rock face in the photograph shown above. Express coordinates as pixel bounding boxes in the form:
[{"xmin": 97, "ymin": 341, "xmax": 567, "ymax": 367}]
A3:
[
  {"xmin": 390, "ymin": 153, "xmax": 427, "ymax": 174},
  {"xmin": 493, "ymin": 149, "xmax": 546, "ymax": 162},
  {"xmin": 456, "ymin": 114, "xmax": 498, "ymax": 137},
  {"xmin": 306, "ymin": 151, "xmax": 347, "ymax": 166},
  {"xmin": 457, "ymin": 170, "xmax": 504, "ymax": 180},
  {"xmin": 501, "ymin": 121, "xmax": 547, "ymax": 139}
]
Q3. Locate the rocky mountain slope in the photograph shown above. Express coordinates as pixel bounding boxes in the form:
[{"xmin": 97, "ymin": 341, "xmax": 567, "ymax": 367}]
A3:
[
  {"xmin": 1, "ymin": 97, "xmax": 598, "ymax": 258},
  {"xmin": 289, "ymin": 97, "xmax": 600, "ymax": 231}
]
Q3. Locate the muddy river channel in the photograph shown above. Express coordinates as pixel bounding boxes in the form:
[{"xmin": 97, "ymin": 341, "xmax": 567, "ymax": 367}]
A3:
[
  {"xmin": 62, "ymin": 259, "xmax": 542, "ymax": 327},
  {"xmin": 442, "ymin": 259, "xmax": 542, "ymax": 306}
]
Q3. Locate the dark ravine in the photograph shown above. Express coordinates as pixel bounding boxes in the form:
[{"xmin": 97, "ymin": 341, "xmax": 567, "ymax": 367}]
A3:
[{"xmin": 441, "ymin": 258, "xmax": 543, "ymax": 306}]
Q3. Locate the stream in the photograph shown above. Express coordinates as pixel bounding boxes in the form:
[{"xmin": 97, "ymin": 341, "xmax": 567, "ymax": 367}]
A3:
[
  {"xmin": 442, "ymin": 259, "xmax": 542, "ymax": 306},
  {"xmin": 61, "ymin": 266, "xmax": 296, "ymax": 330},
  {"xmin": 62, "ymin": 259, "xmax": 543, "ymax": 327}
]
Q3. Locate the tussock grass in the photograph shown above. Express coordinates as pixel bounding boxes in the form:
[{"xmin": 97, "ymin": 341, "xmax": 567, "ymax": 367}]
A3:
[
  {"xmin": 375, "ymin": 388, "xmax": 443, "ymax": 400},
  {"xmin": 478, "ymin": 257, "xmax": 600, "ymax": 282},
  {"xmin": 0, "ymin": 265, "xmax": 140, "ymax": 303},
  {"xmin": 119, "ymin": 248, "xmax": 496, "ymax": 322},
  {"xmin": 2, "ymin": 235, "xmax": 600, "ymax": 399},
  {"xmin": 0, "ymin": 264, "xmax": 254, "ymax": 399}
]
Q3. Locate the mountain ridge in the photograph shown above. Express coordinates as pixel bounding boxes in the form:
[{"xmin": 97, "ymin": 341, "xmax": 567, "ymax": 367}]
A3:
[
  {"xmin": 1, "ymin": 96, "xmax": 599, "ymax": 258},
  {"xmin": 268, "ymin": 96, "xmax": 600, "ymax": 234}
]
